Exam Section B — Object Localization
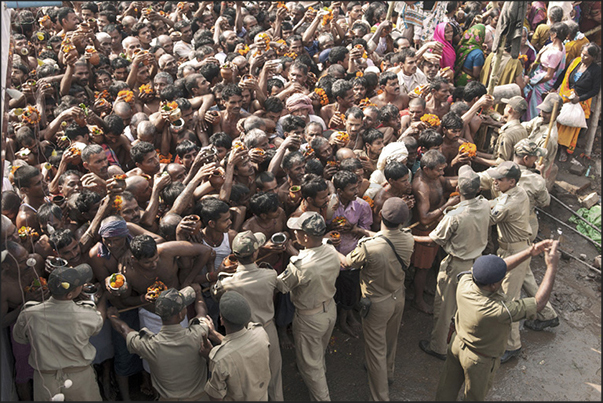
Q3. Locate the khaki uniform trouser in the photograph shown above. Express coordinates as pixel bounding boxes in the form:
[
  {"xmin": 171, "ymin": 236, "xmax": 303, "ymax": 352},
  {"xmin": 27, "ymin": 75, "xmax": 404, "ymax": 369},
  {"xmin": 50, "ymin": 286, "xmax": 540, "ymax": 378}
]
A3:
[
  {"xmin": 292, "ymin": 298, "xmax": 337, "ymax": 401},
  {"xmin": 362, "ymin": 287, "xmax": 405, "ymax": 401},
  {"xmin": 436, "ymin": 333, "xmax": 500, "ymax": 401},
  {"xmin": 429, "ymin": 255, "xmax": 475, "ymax": 355},
  {"xmin": 498, "ymin": 240, "xmax": 530, "ymax": 351},
  {"xmin": 263, "ymin": 319, "xmax": 284, "ymax": 401},
  {"xmin": 34, "ymin": 365, "xmax": 101, "ymax": 401},
  {"xmin": 525, "ymin": 213, "xmax": 558, "ymax": 322}
]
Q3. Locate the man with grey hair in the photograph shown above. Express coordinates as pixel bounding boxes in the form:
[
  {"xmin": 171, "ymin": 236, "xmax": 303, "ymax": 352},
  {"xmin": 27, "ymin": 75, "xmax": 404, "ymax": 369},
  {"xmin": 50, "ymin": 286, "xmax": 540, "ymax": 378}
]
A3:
[
  {"xmin": 122, "ymin": 36, "xmax": 142, "ymax": 59},
  {"xmin": 244, "ymin": 129, "xmax": 270, "ymax": 150},
  {"xmin": 159, "ymin": 54, "xmax": 178, "ymax": 79},
  {"xmin": 128, "ymin": 112, "xmax": 150, "ymax": 143},
  {"xmin": 243, "ymin": 116, "xmax": 267, "ymax": 133},
  {"xmin": 156, "ymin": 34, "xmax": 174, "ymax": 55},
  {"xmin": 135, "ymin": 121, "xmax": 159, "ymax": 148}
]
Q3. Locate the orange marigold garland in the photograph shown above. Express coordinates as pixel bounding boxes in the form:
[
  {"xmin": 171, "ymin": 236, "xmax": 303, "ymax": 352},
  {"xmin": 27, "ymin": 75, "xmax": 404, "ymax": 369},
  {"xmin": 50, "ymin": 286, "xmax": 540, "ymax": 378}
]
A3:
[
  {"xmin": 420, "ymin": 113, "xmax": 441, "ymax": 127},
  {"xmin": 139, "ymin": 84, "xmax": 154, "ymax": 94},
  {"xmin": 18, "ymin": 226, "xmax": 39, "ymax": 240},
  {"xmin": 146, "ymin": 280, "xmax": 168, "ymax": 300},
  {"xmin": 22, "ymin": 105, "xmax": 40, "ymax": 125},
  {"xmin": 335, "ymin": 131, "xmax": 349, "ymax": 142},
  {"xmin": 362, "ymin": 196, "xmax": 375, "ymax": 209},
  {"xmin": 284, "ymin": 52, "xmax": 297, "ymax": 59},
  {"xmin": 322, "ymin": 9, "xmax": 333, "ymax": 26},
  {"xmin": 359, "ymin": 98, "xmax": 377, "ymax": 109},
  {"xmin": 117, "ymin": 90, "xmax": 134, "ymax": 103},
  {"xmin": 518, "ymin": 54, "xmax": 528, "ymax": 63},
  {"xmin": 257, "ymin": 33, "xmax": 271, "ymax": 51},
  {"xmin": 237, "ymin": 44, "xmax": 250, "ymax": 56},
  {"xmin": 314, "ymin": 88, "xmax": 329, "ymax": 106},
  {"xmin": 113, "ymin": 195, "xmax": 123, "ymax": 211},
  {"xmin": 413, "ymin": 84, "xmax": 428, "ymax": 97},
  {"xmin": 458, "ymin": 142, "xmax": 477, "ymax": 157},
  {"xmin": 355, "ymin": 71, "xmax": 363, "ymax": 77},
  {"xmin": 24, "ymin": 277, "xmax": 48, "ymax": 293},
  {"xmin": 277, "ymin": 2, "xmax": 288, "ymax": 10}
]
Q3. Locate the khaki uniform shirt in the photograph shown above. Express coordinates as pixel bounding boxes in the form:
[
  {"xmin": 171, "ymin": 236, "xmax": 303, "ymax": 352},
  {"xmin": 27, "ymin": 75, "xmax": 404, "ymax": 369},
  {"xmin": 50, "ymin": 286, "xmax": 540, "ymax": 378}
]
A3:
[
  {"xmin": 494, "ymin": 120, "xmax": 528, "ymax": 164},
  {"xmin": 205, "ymin": 323, "xmax": 270, "ymax": 401},
  {"xmin": 345, "ymin": 228, "xmax": 415, "ymax": 298},
  {"xmin": 523, "ymin": 116, "xmax": 558, "ymax": 174},
  {"xmin": 455, "ymin": 273, "xmax": 537, "ymax": 358},
  {"xmin": 490, "ymin": 185, "xmax": 533, "ymax": 244},
  {"xmin": 220, "ymin": 263, "xmax": 277, "ymax": 325},
  {"xmin": 429, "ymin": 196, "xmax": 492, "ymax": 260},
  {"xmin": 276, "ymin": 241, "xmax": 340, "ymax": 311},
  {"xmin": 13, "ymin": 298, "xmax": 103, "ymax": 371},
  {"xmin": 517, "ymin": 165, "xmax": 550, "ymax": 214},
  {"xmin": 126, "ymin": 318, "xmax": 210, "ymax": 399}
]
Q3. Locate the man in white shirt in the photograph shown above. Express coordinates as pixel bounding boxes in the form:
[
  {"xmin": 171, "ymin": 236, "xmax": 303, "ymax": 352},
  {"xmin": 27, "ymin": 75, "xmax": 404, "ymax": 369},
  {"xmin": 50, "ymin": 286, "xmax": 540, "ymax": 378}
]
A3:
[{"xmin": 396, "ymin": 48, "xmax": 428, "ymax": 94}]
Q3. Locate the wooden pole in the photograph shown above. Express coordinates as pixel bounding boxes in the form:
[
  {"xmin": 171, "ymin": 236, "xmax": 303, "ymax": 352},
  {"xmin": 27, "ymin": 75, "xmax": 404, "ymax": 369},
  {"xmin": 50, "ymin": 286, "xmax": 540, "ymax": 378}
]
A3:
[
  {"xmin": 584, "ymin": 90, "xmax": 601, "ymax": 158},
  {"xmin": 486, "ymin": 34, "xmax": 507, "ymax": 95},
  {"xmin": 538, "ymin": 100, "xmax": 560, "ymax": 165},
  {"xmin": 386, "ymin": 2, "xmax": 394, "ymax": 20}
]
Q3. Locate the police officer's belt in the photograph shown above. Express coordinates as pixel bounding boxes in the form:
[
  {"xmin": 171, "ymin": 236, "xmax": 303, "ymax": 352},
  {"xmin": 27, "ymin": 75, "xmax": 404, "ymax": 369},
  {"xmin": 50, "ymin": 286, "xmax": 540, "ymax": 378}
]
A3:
[
  {"xmin": 39, "ymin": 365, "xmax": 89, "ymax": 374},
  {"xmin": 460, "ymin": 339, "xmax": 495, "ymax": 360},
  {"xmin": 297, "ymin": 299, "xmax": 332, "ymax": 316}
]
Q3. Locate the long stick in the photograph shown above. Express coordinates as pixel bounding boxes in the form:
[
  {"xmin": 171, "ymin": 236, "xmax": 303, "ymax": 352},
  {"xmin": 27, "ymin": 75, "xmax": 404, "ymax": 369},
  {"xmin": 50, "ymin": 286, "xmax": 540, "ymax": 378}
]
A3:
[
  {"xmin": 536, "ymin": 207, "xmax": 601, "ymax": 247},
  {"xmin": 118, "ymin": 302, "xmax": 150, "ymax": 313},
  {"xmin": 386, "ymin": 1, "xmax": 394, "ymax": 20},
  {"xmin": 550, "ymin": 194, "xmax": 601, "ymax": 233},
  {"xmin": 535, "ymin": 236, "xmax": 601, "ymax": 274},
  {"xmin": 538, "ymin": 100, "xmax": 560, "ymax": 165}
]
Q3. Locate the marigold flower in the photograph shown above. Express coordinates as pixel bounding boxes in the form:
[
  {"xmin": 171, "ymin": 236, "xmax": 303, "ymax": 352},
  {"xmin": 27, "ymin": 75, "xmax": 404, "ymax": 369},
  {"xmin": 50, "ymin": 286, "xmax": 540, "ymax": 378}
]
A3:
[
  {"xmin": 18, "ymin": 226, "xmax": 39, "ymax": 239},
  {"xmin": 420, "ymin": 113, "xmax": 441, "ymax": 127},
  {"xmin": 237, "ymin": 45, "xmax": 250, "ymax": 56},
  {"xmin": 117, "ymin": 90, "xmax": 134, "ymax": 103},
  {"xmin": 362, "ymin": 196, "xmax": 375, "ymax": 209},
  {"xmin": 458, "ymin": 142, "xmax": 477, "ymax": 157},
  {"xmin": 22, "ymin": 105, "xmax": 40, "ymax": 125},
  {"xmin": 139, "ymin": 84, "xmax": 153, "ymax": 94},
  {"xmin": 314, "ymin": 88, "xmax": 329, "ymax": 106},
  {"xmin": 113, "ymin": 195, "xmax": 123, "ymax": 211}
]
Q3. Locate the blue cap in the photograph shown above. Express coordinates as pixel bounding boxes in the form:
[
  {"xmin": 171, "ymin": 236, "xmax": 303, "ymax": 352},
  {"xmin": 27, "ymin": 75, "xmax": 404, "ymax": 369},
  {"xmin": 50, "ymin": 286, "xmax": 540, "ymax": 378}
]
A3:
[
  {"xmin": 472, "ymin": 255, "xmax": 507, "ymax": 285},
  {"xmin": 319, "ymin": 48, "xmax": 332, "ymax": 64}
]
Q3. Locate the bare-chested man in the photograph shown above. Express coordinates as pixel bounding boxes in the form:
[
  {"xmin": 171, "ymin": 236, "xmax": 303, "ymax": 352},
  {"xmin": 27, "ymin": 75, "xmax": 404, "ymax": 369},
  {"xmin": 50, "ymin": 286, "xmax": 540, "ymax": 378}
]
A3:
[
  {"xmin": 410, "ymin": 150, "xmax": 459, "ymax": 314},
  {"xmin": 14, "ymin": 165, "xmax": 48, "ymax": 234},
  {"xmin": 209, "ymin": 83, "xmax": 250, "ymax": 140},
  {"xmin": 1, "ymin": 241, "xmax": 46, "ymax": 401},
  {"xmin": 320, "ymin": 79, "xmax": 355, "ymax": 131},
  {"xmin": 440, "ymin": 112, "xmax": 471, "ymax": 177},
  {"xmin": 399, "ymin": 98, "xmax": 428, "ymax": 138},
  {"xmin": 425, "ymin": 76, "xmax": 451, "ymax": 119},
  {"xmin": 370, "ymin": 71, "xmax": 410, "ymax": 113},
  {"xmin": 372, "ymin": 161, "xmax": 415, "ymax": 231}
]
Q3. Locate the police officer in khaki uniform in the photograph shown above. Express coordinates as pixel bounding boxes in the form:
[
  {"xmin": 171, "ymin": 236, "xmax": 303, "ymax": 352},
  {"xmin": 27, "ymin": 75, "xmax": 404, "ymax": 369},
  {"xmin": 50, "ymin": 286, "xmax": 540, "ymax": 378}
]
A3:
[
  {"xmin": 494, "ymin": 96, "xmax": 529, "ymax": 164},
  {"xmin": 218, "ymin": 230, "xmax": 284, "ymax": 401},
  {"xmin": 344, "ymin": 197, "xmax": 414, "ymax": 401},
  {"xmin": 513, "ymin": 139, "xmax": 560, "ymax": 331},
  {"xmin": 481, "ymin": 161, "xmax": 533, "ymax": 363},
  {"xmin": 523, "ymin": 93, "xmax": 563, "ymax": 180},
  {"xmin": 476, "ymin": 96, "xmax": 529, "ymax": 167},
  {"xmin": 202, "ymin": 291, "xmax": 271, "ymax": 401},
  {"xmin": 415, "ymin": 166, "xmax": 492, "ymax": 361},
  {"xmin": 13, "ymin": 263, "xmax": 105, "ymax": 401},
  {"xmin": 276, "ymin": 211, "xmax": 341, "ymax": 401},
  {"xmin": 435, "ymin": 239, "xmax": 560, "ymax": 401},
  {"xmin": 107, "ymin": 284, "xmax": 212, "ymax": 401}
]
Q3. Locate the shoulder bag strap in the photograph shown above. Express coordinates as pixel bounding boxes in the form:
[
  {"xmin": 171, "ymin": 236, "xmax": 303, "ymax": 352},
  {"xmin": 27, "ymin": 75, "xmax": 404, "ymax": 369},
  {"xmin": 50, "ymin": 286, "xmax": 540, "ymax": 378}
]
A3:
[{"xmin": 377, "ymin": 234, "xmax": 407, "ymax": 270}]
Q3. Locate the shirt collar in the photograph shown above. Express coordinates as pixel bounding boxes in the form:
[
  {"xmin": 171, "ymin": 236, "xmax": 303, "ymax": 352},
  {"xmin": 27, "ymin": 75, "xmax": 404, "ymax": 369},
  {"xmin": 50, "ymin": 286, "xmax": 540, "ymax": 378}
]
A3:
[
  {"xmin": 222, "ymin": 326, "xmax": 248, "ymax": 343},
  {"xmin": 160, "ymin": 324, "xmax": 187, "ymax": 334}
]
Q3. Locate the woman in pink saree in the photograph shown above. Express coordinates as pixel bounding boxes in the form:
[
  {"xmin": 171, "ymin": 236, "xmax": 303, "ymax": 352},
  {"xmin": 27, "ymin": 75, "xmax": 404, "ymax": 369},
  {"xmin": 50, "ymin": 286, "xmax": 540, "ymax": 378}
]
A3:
[{"xmin": 433, "ymin": 22, "xmax": 456, "ymax": 70}]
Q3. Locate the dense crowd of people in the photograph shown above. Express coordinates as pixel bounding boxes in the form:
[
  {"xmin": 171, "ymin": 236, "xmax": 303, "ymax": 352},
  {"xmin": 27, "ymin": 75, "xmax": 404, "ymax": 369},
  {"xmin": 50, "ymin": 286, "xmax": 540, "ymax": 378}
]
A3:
[{"xmin": 1, "ymin": 1, "xmax": 601, "ymax": 401}]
